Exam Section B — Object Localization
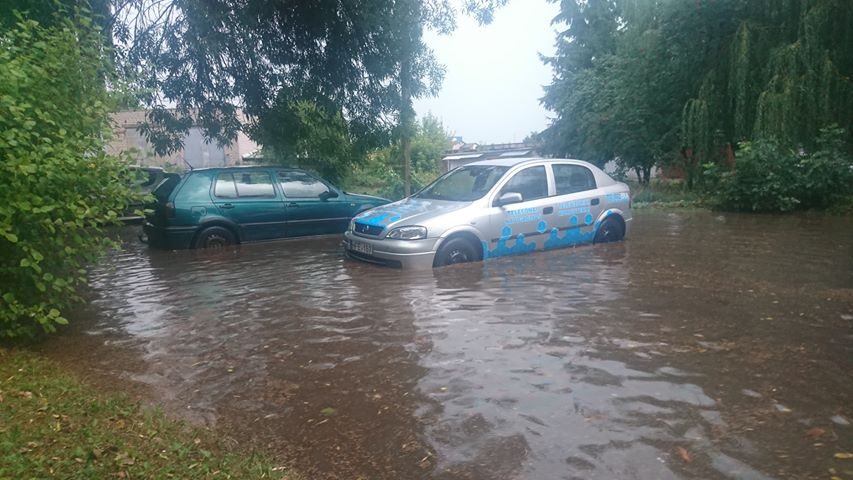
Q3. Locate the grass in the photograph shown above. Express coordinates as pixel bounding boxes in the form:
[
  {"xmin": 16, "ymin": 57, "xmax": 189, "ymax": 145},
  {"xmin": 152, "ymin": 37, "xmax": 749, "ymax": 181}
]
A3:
[
  {"xmin": 627, "ymin": 179, "xmax": 706, "ymax": 209},
  {"xmin": 0, "ymin": 348, "xmax": 294, "ymax": 480}
]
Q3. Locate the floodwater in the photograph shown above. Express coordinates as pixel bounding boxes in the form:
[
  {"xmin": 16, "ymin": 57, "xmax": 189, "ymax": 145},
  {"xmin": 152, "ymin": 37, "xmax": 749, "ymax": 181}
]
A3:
[{"xmin": 41, "ymin": 210, "xmax": 852, "ymax": 479}]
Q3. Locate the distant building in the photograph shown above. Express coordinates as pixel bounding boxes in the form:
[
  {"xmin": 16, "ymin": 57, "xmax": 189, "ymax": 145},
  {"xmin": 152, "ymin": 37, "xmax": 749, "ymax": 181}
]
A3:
[
  {"xmin": 108, "ymin": 110, "xmax": 259, "ymax": 170},
  {"xmin": 441, "ymin": 141, "xmax": 540, "ymax": 172}
]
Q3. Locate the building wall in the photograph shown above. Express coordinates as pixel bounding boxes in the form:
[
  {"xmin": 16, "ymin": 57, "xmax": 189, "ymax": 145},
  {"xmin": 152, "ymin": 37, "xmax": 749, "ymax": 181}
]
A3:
[{"xmin": 108, "ymin": 111, "xmax": 259, "ymax": 170}]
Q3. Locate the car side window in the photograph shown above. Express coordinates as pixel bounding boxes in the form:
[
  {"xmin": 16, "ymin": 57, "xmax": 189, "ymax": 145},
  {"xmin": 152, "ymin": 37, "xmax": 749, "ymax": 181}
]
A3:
[
  {"xmin": 499, "ymin": 166, "xmax": 548, "ymax": 202},
  {"xmin": 234, "ymin": 172, "xmax": 275, "ymax": 197},
  {"xmin": 214, "ymin": 173, "xmax": 238, "ymax": 198},
  {"xmin": 278, "ymin": 171, "xmax": 330, "ymax": 198},
  {"xmin": 553, "ymin": 164, "xmax": 597, "ymax": 195}
]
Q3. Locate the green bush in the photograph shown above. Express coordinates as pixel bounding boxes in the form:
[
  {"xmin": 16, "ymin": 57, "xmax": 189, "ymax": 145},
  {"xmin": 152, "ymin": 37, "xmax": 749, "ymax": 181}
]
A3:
[
  {"xmin": 795, "ymin": 126, "xmax": 853, "ymax": 209},
  {"xmin": 0, "ymin": 13, "xmax": 135, "ymax": 339},
  {"xmin": 705, "ymin": 127, "xmax": 853, "ymax": 212}
]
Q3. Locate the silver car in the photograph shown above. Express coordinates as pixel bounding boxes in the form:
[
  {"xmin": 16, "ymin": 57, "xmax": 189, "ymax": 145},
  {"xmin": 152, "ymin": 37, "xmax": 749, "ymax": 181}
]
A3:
[{"xmin": 343, "ymin": 158, "xmax": 632, "ymax": 268}]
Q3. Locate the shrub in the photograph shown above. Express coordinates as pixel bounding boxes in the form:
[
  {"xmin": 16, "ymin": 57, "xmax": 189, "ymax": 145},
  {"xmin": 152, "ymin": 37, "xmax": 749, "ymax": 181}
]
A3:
[
  {"xmin": 0, "ymin": 13, "xmax": 135, "ymax": 339},
  {"xmin": 795, "ymin": 126, "xmax": 853, "ymax": 209},
  {"xmin": 705, "ymin": 128, "xmax": 853, "ymax": 212}
]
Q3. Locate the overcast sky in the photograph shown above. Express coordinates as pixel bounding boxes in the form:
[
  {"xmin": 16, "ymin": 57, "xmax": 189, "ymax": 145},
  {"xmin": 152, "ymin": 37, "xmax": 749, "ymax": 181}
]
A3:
[{"xmin": 413, "ymin": 0, "xmax": 562, "ymax": 145}]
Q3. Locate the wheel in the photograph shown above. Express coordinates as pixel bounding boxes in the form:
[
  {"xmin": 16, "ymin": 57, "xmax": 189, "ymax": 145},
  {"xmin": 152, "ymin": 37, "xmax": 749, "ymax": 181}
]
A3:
[
  {"xmin": 594, "ymin": 217, "xmax": 624, "ymax": 244},
  {"xmin": 194, "ymin": 226, "xmax": 236, "ymax": 249},
  {"xmin": 434, "ymin": 237, "xmax": 479, "ymax": 267}
]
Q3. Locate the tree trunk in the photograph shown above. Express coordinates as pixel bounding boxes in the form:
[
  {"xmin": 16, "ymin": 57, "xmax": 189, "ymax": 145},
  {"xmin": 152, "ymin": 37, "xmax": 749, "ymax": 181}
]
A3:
[{"xmin": 400, "ymin": 58, "xmax": 414, "ymax": 197}]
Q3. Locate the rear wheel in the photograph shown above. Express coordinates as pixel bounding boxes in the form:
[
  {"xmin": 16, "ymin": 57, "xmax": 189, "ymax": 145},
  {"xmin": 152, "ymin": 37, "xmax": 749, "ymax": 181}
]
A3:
[
  {"xmin": 594, "ymin": 218, "xmax": 624, "ymax": 244},
  {"xmin": 434, "ymin": 237, "xmax": 479, "ymax": 267},
  {"xmin": 194, "ymin": 226, "xmax": 236, "ymax": 249}
]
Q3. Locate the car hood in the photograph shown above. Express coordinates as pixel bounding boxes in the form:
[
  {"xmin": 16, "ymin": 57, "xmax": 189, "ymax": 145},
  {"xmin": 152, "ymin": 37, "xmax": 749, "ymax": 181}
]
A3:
[
  {"xmin": 345, "ymin": 192, "xmax": 390, "ymax": 204},
  {"xmin": 353, "ymin": 197, "xmax": 471, "ymax": 229}
]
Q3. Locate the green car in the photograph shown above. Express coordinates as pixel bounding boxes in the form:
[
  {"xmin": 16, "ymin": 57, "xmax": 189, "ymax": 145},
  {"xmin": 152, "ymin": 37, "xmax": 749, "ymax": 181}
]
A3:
[{"xmin": 142, "ymin": 166, "xmax": 389, "ymax": 249}]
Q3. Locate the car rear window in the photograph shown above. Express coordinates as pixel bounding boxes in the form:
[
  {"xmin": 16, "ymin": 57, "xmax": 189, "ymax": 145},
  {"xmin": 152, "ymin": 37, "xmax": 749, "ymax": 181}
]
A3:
[
  {"xmin": 553, "ymin": 164, "xmax": 596, "ymax": 195},
  {"xmin": 152, "ymin": 173, "xmax": 181, "ymax": 202}
]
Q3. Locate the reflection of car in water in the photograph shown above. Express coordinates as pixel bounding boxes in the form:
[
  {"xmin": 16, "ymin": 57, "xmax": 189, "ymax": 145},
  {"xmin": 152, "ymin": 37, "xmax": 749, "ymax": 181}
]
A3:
[
  {"xmin": 120, "ymin": 166, "xmax": 168, "ymax": 224},
  {"xmin": 142, "ymin": 166, "xmax": 389, "ymax": 250},
  {"xmin": 344, "ymin": 158, "xmax": 632, "ymax": 269}
]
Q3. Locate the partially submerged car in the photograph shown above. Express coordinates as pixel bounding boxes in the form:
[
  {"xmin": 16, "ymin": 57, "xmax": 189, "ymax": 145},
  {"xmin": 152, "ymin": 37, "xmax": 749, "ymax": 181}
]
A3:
[
  {"xmin": 142, "ymin": 166, "xmax": 388, "ymax": 249},
  {"xmin": 344, "ymin": 158, "xmax": 631, "ymax": 268}
]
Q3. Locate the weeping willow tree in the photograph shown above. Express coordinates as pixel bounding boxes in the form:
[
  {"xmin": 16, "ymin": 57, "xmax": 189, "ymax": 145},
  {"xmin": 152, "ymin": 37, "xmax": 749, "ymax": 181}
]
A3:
[
  {"xmin": 681, "ymin": 0, "xmax": 853, "ymax": 173},
  {"xmin": 544, "ymin": 0, "xmax": 852, "ymax": 188}
]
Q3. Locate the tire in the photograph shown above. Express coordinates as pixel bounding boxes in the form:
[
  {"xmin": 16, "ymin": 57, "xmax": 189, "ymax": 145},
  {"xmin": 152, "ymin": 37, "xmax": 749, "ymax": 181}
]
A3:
[
  {"xmin": 594, "ymin": 217, "xmax": 625, "ymax": 244},
  {"xmin": 434, "ymin": 237, "xmax": 479, "ymax": 267},
  {"xmin": 193, "ymin": 226, "xmax": 236, "ymax": 249}
]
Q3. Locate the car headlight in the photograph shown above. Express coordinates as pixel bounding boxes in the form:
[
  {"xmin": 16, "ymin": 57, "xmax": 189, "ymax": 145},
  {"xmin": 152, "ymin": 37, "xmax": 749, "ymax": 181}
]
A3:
[
  {"xmin": 349, "ymin": 218, "xmax": 356, "ymax": 232},
  {"xmin": 386, "ymin": 226, "xmax": 427, "ymax": 240}
]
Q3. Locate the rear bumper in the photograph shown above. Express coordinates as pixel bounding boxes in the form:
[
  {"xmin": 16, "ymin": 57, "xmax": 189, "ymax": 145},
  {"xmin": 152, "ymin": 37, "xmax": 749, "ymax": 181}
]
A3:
[
  {"xmin": 142, "ymin": 222, "xmax": 196, "ymax": 250},
  {"xmin": 343, "ymin": 231, "xmax": 437, "ymax": 269}
]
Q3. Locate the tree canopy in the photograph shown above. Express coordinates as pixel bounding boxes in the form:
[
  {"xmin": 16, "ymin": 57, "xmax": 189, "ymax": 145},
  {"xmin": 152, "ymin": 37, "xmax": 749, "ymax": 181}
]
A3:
[
  {"xmin": 114, "ymin": 0, "xmax": 505, "ymax": 167},
  {"xmin": 541, "ymin": 0, "xmax": 853, "ymax": 185}
]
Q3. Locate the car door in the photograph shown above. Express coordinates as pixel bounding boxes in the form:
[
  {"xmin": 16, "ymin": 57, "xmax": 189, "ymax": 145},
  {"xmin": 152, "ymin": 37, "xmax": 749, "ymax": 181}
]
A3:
[
  {"xmin": 211, "ymin": 170, "xmax": 287, "ymax": 241},
  {"xmin": 546, "ymin": 163, "xmax": 604, "ymax": 248},
  {"xmin": 276, "ymin": 170, "xmax": 351, "ymax": 237},
  {"xmin": 483, "ymin": 164, "xmax": 554, "ymax": 258}
]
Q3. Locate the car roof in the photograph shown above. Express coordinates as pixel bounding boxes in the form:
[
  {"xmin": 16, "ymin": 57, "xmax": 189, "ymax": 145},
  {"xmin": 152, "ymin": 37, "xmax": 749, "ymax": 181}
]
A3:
[
  {"xmin": 464, "ymin": 157, "xmax": 599, "ymax": 169},
  {"xmin": 189, "ymin": 165, "xmax": 305, "ymax": 173}
]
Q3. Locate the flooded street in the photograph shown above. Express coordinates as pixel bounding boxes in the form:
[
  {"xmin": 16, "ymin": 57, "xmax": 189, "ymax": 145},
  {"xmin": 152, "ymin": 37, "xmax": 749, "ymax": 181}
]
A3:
[{"xmin": 41, "ymin": 210, "xmax": 852, "ymax": 479}]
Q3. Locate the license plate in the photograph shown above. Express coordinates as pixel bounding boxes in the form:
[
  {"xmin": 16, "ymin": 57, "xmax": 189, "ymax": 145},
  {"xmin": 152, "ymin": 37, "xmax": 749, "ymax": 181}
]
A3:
[{"xmin": 350, "ymin": 240, "xmax": 373, "ymax": 256}]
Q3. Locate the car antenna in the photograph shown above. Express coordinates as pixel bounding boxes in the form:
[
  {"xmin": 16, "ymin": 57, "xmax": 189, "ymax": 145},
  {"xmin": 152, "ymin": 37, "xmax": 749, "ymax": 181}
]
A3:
[{"xmin": 185, "ymin": 158, "xmax": 195, "ymax": 170}]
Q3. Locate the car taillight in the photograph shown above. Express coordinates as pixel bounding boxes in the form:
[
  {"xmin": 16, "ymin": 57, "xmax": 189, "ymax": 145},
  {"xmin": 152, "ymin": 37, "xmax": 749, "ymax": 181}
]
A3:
[{"xmin": 165, "ymin": 202, "xmax": 176, "ymax": 218}]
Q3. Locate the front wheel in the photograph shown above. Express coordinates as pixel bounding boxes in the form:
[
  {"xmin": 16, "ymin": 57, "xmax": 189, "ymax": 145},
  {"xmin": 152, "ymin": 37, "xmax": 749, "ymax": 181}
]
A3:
[
  {"xmin": 433, "ymin": 237, "xmax": 479, "ymax": 267},
  {"xmin": 594, "ymin": 218, "xmax": 625, "ymax": 244},
  {"xmin": 194, "ymin": 226, "xmax": 236, "ymax": 249}
]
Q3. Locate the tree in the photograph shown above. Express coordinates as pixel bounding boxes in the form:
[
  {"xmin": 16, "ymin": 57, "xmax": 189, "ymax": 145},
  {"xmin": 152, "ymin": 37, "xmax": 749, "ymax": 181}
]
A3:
[
  {"xmin": 117, "ymin": 0, "xmax": 507, "ymax": 187},
  {"xmin": 541, "ymin": 0, "xmax": 853, "ymax": 187},
  {"xmin": 347, "ymin": 113, "xmax": 451, "ymax": 199},
  {"xmin": 0, "ymin": 10, "xmax": 136, "ymax": 338}
]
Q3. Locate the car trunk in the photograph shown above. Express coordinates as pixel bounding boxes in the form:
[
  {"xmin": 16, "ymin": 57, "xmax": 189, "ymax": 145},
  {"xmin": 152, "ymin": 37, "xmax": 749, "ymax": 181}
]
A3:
[{"xmin": 147, "ymin": 173, "xmax": 182, "ymax": 225}]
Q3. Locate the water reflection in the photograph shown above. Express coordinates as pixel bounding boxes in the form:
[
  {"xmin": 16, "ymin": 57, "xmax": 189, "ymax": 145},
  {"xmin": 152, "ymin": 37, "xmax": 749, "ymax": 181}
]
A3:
[{"xmin": 41, "ymin": 211, "xmax": 853, "ymax": 480}]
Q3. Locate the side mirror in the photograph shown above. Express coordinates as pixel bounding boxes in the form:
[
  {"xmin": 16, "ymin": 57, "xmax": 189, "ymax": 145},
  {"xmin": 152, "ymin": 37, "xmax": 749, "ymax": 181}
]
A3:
[
  {"xmin": 319, "ymin": 190, "xmax": 339, "ymax": 201},
  {"xmin": 496, "ymin": 192, "xmax": 523, "ymax": 207}
]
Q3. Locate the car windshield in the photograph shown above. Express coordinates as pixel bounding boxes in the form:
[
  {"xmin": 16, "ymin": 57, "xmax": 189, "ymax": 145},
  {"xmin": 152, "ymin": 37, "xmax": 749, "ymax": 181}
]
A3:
[{"xmin": 416, "ymin": 165, "xmax": 510, "ymax": 202}]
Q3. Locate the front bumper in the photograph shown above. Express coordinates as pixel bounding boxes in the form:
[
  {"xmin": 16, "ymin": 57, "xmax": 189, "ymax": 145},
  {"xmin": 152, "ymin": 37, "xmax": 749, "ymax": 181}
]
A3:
[
  {"xmin": 343, "ymin": 230, "xmax": 438, "ymax": 269},
  {"xmin": 142, "ymin": 222, "xmax": 196, "ymax": 250}
]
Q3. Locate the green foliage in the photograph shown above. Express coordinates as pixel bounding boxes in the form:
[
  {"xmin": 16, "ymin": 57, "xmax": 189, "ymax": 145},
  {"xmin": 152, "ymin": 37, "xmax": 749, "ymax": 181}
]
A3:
[
  {"xmin": 255, "ymin": 100, "xmax": 362, "ymax": 185},
  {"xmin": 705, "ymin": 140, "xmax": 802, "ymax": 212},
  {"xmin": 705, "ymin": 126, "xmax": 853, "ymax": 212},
  {"xmin": 0, "ymin": 349, "xmax": 288, "ymax": 478},
  {"xmin": 542, "ymin": 0, "xmax": 853, "ymax": 192},
  {"xmin": 0, "ymin": 13, "xmax": 135, "ymax": 339},
  {"xmin": 346, "ymin": 114, "xmax": 450, "ymax": 200}
]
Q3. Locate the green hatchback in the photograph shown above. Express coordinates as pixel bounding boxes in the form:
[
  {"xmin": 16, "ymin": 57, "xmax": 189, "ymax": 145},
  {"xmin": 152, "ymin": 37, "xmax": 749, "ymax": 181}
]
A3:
[{"xmin": 142, "ymin": 167, "xmax": 389, "ymax": 249}]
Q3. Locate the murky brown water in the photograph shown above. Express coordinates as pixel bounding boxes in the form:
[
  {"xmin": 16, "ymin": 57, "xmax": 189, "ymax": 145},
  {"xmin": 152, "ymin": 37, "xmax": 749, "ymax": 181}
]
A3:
[{"xmin": 40, "ymin": 210, "xmax": 853, "ymax": 479}]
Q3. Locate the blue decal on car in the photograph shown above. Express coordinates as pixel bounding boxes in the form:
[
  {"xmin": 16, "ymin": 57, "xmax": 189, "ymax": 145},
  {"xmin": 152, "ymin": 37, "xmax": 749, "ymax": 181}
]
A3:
[
  {"xmin": 483, "ymin": 226, "xmax": 537, "ymax": 259},
  {"xmin": 354, "ymin": 198, "xmax": 438, "ymax": 227}
]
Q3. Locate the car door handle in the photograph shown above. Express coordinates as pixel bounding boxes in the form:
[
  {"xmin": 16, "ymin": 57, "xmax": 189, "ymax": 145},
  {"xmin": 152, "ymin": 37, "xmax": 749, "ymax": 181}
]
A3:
[
  {"xmin": 286, "ymin": 202, "xmax": 299, "ymax": 207},
  {"xmin": 543, "ymin": 206, "xmax": 554, "ymax": 215},
  {"xmin": 220, "ymin": 203, "xmax": 235, "ymax": 209},
  {"xmin": 591, "ymin": 198, "xmax": 600, "ymax": 206}
]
